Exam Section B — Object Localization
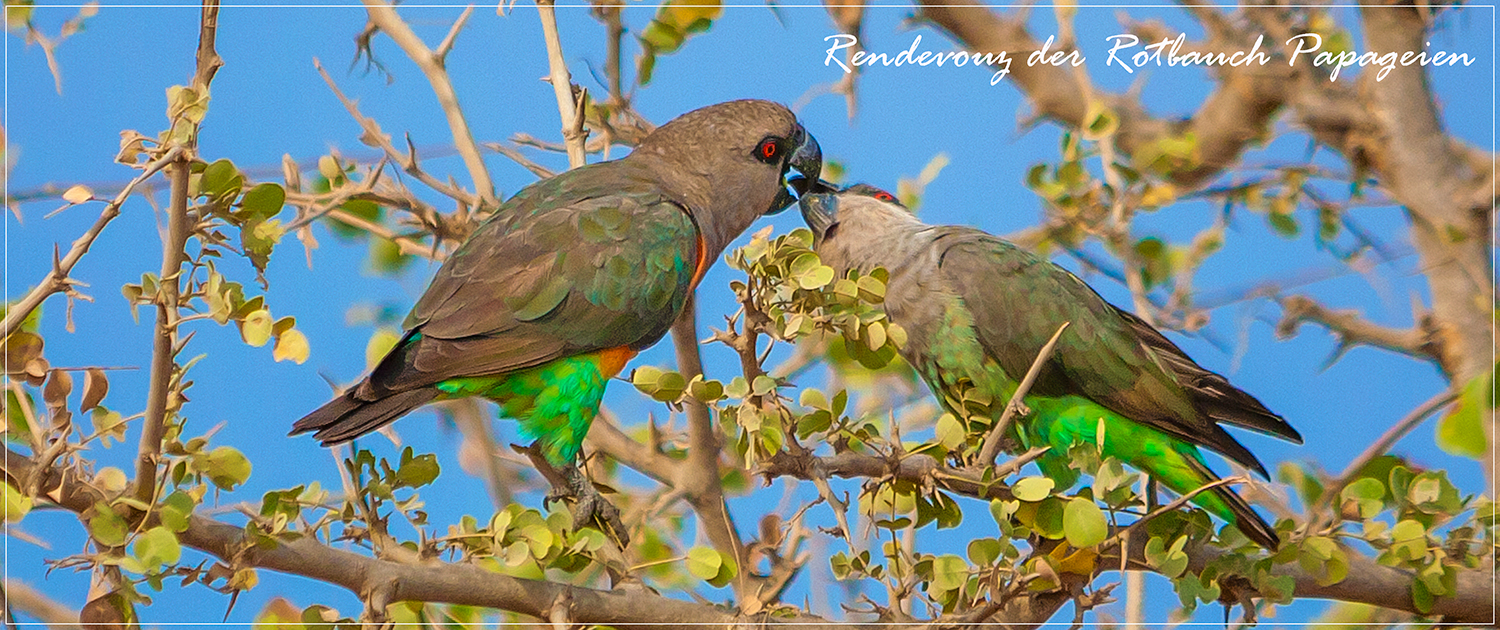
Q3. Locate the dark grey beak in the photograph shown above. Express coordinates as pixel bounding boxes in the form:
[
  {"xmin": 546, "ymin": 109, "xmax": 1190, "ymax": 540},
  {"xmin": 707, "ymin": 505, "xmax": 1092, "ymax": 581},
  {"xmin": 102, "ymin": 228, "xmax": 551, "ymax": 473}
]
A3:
[
  {"xmin": 798, "ymin": 191, "xmax": 839, "ymax": 240},
  {"xmin": 768, "ymin": 125, "xmax": 823, "ymax": 214}
]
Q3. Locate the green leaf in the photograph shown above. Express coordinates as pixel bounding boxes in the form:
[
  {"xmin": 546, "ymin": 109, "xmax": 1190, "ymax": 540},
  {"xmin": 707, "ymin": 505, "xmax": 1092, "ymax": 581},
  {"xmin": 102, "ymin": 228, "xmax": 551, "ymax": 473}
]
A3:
[
  {"xmin": 1012, "ymin": 476, "xmax": 1054, "ymax": 502},
  {"xmin": 240, "ymin": 309, "xmax": 273, "ymax": 347},
  {"xmin": 368, "ymin": 236, "xmax": 413, "ymax": 275},
  {"xmin": 159, "ymin": 490, "xmax": 195, "ymax": 533},
  {"xmin": 364, "ymin": 328, "xmax": 401, "ymax": 370},
  {"xmin": 631, "ymin": 365, "xmax": 663, "ymax": 389},
  {"xmin": 688, "ymin": 377, "xmax": 724, "ymax": 403},
  {"xmin": 199, "ymin": 159, "xmax": 243, "ymax": 203},
  {"xmin": 1436, "ymin": 369, "xmax": 1492, "ymax": 458},
  {"xmin": 935, "ymin": 414, "xmax": 966, "ymax": 450},
  {"xmin": 1267, "ymin": 210, "xmax": 1299, "ymax": 237},
  {"xmin": 204, "ymin": 446, "xmax": 253, "ymax": 490},
  {"xmin": 967, "ymin": 538, "xmax": 1003, "ymax": 566},
  {"xmin": 1081, "ymin": 103, "xmax": 1119, "ymax": 140},
  {"xmin": 1341, "ymin": 477, "xmax": 1386, "ymax": 519},
  {"xmin": 929, "ymin": 554, "xmax": 968, "ymax": 592},
  {"xmin": 396, "ymin": 449, "xmax": 440, "ymax": 488},
  {"xmin": 239, "ymin": 182, "xmax": 285, "ymax": 221},
  {"xmin": 1144, "ymin": 535, "xmax": 1188, "ymax": 578},
  {"xmin": 133, "ymin": 526, "xmax": 182, "ymax": 570},
  {"xmin": 686, "ymin": 546, "xmax": 722, "ymax": 580},
  {"xmin": 87, "ymin": 502, "xmax": 129, "ymax": 547},
  {"xmin": 1063, "ymin": 498, "xmax": 1108, "ymax": 547},
  {"xmin": 3, "ymin": 481, "xmax": 31, "ymax": 522}
]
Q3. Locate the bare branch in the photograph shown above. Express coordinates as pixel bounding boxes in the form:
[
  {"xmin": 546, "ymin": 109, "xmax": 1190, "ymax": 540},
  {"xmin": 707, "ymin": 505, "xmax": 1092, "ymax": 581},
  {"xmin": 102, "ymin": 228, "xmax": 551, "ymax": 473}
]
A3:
[
  {"xmin": 313, "ymin": 59, "xmax": 479, "ymax": 210},
  {"xmin": 535, "ymin": 0, "xmax": 589, "ymax": 168},
  {"xmin": 481, "ymin": 141, "xmax": 556, "ymax": 179},
  {"xmin": 2, "ymin": 146, "xmax": 181, "ymax": 339},
  {"xmin": 1274, "ymin": 294, "xmax": 1437, "ymax": 365},
  {"xmin": 361, "ymin": 1, "xmax": 497, "ymax": 209},
  {"xmin": 1358, "ymin": 4, "xmax": 1493, "ymax": 383},
  {"xmin": 1096, "ymin": 477, "xmax": 1242, "ymax": 553},
  {"xmin": 434, "ymin": 5, "xmax": 474, "ymax": 64},
  {"xmin": 978, "ymin": 322, "xmax": 1070, "ymax": 465},
  {"xmin": 584, "ymin": 408, "xmax": 677, "ymax": 485},
  {"xmin": 2, "ymin": 580, "xmax": 80, "ymax": 629}
]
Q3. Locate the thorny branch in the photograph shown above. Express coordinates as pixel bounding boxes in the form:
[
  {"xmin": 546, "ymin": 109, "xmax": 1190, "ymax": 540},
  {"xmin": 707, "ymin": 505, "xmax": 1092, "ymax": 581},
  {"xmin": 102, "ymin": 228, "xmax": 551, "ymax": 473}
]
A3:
[
  {"xmin": 536, "ymin": 0, "xmax": 590, "ymax": 169},
  {"xmin": 977, "ymin": 322, "xmax": 1070, "ymax": 465},
  {"xmin": 133, "ymin": 0, "xmax": 222, "ymax": 511},
  {"xmin": 667, "ymin": 299, "xmax": 753, "ymax": 605},
  {"xmin": 1274, "ymin": 294, "xmax": 1440, "ymax": 368},
  {"xmin": 360, "ymin": 2, "xmax": 497, "ymax": 212},
  {"xmin": 2, "ymin": 146, "xmax": 183, "ymax": 339}
]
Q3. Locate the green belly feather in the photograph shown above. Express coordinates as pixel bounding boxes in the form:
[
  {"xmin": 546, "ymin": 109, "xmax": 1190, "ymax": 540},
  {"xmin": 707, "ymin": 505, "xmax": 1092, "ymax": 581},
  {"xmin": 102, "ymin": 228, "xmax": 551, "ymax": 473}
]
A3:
[
  {"xmin": 922, "ymin": 299, "xmax": 1242, "ymax": 527},
  {"xmin": 435, "ymin": 354, "xmax": 612, "ymax": 466},
  {"xmin": 1022, "ymin": 397, "xmax": 1240, "ymax": 526}
]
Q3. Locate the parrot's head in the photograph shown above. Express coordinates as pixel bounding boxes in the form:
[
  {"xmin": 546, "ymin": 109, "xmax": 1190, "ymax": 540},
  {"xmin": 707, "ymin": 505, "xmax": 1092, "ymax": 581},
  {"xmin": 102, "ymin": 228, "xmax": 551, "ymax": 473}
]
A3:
[
  {"xmin": 634, "ymin": 99, "xmax": 824, "ymax": 256},
  {"xmin": 799, "ymin": 183, "xmax": 924, "ymax": 274}
]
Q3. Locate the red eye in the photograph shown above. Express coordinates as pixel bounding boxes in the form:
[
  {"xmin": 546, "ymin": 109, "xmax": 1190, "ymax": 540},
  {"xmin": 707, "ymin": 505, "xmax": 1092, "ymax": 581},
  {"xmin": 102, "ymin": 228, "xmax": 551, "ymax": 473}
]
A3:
[
  {"xmin": 757, "ymin": 138, "xmax": 779, "ymax": 162},
  {"xmin": 874, "ymin": 191, "xmax": 896, "ymax": 202}
]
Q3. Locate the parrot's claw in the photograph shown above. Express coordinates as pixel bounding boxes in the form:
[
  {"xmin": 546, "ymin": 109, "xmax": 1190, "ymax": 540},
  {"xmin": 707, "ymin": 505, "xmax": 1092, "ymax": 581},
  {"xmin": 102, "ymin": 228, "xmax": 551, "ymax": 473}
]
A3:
[
  {"xmin": 560, "ymin": 465, "xmax": 631, "ymax": 547},
  {"xmin": 1005, "ymin": 398, "xmax": 1032, "ymax": 418}
]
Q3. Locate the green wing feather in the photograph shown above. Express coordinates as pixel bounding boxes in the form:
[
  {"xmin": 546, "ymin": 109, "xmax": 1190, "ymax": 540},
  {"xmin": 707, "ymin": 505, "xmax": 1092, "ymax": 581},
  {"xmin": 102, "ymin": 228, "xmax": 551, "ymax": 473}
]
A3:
[
  {"xmin": 378, "ymin": 162, "xmax": 700, "ymax": 394},
  {"xmin": 292, "ymin": 161, "xmax": 701, "ymax": 447},
  {"xmin": 929, "ymin": 228, "xmax": 1299, "ymax": 477}
]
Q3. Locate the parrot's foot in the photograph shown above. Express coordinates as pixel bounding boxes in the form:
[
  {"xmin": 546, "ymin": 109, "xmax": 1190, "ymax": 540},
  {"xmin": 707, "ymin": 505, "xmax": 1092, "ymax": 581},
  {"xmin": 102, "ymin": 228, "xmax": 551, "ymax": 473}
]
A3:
[
  {"xmin": 516, "ymin": 443, "xmax": 631, "ymax": 547},
  {"xmin": 1005, "ymin": 398, "xmax": 1031, "ymax": 418},
  {"xmin": 556, "ymin": 464, "xmax": 631, "ymax": 548}
]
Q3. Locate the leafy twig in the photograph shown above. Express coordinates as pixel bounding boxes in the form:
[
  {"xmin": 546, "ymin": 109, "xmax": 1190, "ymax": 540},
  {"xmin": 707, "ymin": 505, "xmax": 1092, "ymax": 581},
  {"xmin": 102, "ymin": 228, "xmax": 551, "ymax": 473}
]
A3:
[
  {"xmin": 2, "ymin": 147, "xmax": 182, "ymax": 339},
  {"xmin": 1308, "ymin": 388, "xmax": 1458, "ymax": 530},
  {"xmin": 135, "ymin": 1, "xmax": 221, "ymax": 509}
]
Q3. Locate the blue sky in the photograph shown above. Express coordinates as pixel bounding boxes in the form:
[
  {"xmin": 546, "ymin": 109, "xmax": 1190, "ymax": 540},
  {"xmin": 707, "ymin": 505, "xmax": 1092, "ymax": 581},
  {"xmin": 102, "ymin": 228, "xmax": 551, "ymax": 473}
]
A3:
[{"xmin": 4, "ymin": 2, "xmax": 1493, "ymax": 625}]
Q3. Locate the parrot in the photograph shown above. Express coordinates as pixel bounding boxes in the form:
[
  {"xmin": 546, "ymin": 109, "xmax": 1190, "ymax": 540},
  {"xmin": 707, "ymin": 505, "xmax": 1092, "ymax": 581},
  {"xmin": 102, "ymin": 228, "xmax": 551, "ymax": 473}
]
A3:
[
  {"xmin": 292, "ymin": 100, "xmax": 823, "ymax": 540},
  {"xmin": 798, "ymin": 183, "xmax": 1301, "ymax": 548}
]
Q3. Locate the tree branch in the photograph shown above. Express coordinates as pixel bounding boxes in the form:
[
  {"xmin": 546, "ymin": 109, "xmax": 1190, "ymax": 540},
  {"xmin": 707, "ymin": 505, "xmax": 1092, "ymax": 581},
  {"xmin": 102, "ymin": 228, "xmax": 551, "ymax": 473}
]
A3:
[
  {"xmin": 361, "ymin": 1, "xmax": 497, "ymax": 209},
  {"xmin": 135, "ymin": 1, "xmax": 221, "ymax": 509},
  {"xmin": 978, "ymin": 322, "xmax": 1070, "ymax": 465},
  {"xmin": 668, "ymin": 298, "xmax": 751, "ymax": 604},
  {"xmin": 2, "ymin": 580, "xmax": 80, "ymax": 629},
  {"xmin": 915, "ymin": 0, "xmax": 1292, "ymax": 189},
  {"xmin": 535, "ymin": 0, "xmax": 589, "ymax": 168},
  {"xmin": 313, "ymin": 59, "xmax": 479, "ymax": 211},
  {"xmin": 1, "ymin": 146, "xmax": 181, "ymax": 339},
  {"xmin": 1358, "ymin": 3, "xmax": 1493, "ymax": 385},
  {"xmin": 1274, "ymin": 294, "xmax": 1437, "ymax": 365},
  {"xmin": 1309, "ymin": 388, "xmax": 1458, "ymax": 528}
]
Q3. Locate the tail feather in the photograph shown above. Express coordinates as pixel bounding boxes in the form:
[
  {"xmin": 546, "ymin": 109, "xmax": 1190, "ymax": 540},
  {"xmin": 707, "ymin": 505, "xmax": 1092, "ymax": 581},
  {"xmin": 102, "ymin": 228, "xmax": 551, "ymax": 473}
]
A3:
[
  {"xmin": 290, "ymin": 387, "xmax": 439, "ymax": 446},
  {"xmin": 1183, "ymin": 458, "xmax": 1281, "ymax": 549}
]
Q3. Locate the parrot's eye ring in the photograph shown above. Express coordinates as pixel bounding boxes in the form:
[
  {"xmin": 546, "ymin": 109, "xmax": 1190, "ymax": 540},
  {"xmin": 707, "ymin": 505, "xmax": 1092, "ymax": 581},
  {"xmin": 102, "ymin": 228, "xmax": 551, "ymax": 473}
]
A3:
[
  {"xmin": 873, "ymin": 191, "xmax": 896, "ymax": 202},
  {"xmin": 755, "ymin": 137, "xmax": 781, "ymax": 163}
]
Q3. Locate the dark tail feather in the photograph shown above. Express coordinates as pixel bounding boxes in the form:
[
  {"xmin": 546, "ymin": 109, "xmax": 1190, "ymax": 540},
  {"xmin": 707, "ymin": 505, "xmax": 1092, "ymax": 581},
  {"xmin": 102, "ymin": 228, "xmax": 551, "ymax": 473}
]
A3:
[
  {"xmin": 1183, "ymin": 458, "xmax": 1281, "ymax": 549},
  {"xmin": 290, "ymin": 387, "xmax": 438, "ymax": 446},
  {"xmin": 1215, "ymin": 483, "xmax": 1280, "ymax": 549}
]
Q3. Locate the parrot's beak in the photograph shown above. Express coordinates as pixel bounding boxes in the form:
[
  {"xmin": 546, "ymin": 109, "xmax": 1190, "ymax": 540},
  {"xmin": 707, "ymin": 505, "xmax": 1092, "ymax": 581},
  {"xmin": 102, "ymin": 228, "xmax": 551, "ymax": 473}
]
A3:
[
  {"xmin": 769, "ymin": 125, "xmax": 824, "ymax": 214},
  {"xmin": 798, "ymin": 191, "xmax": 839, "ymax": 242}
]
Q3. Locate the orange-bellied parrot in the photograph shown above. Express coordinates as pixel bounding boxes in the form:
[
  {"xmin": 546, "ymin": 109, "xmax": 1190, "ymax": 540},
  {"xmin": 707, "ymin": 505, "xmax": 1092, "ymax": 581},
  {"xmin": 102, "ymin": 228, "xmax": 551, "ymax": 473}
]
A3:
[
  {"xmin": 292, "ymin": 100, "xmax": 823, "ymax": 540},
  {"xmin": 798, "ymin": 184, "xmax": 1301, "ymax": 548}
]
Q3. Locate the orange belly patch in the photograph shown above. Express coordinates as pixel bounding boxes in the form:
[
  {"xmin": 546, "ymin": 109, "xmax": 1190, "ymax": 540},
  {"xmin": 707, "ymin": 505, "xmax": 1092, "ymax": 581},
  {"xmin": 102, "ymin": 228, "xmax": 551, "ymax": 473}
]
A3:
[{"xmin": 597, "ymin": 346, "xmax": 639, "ymax": 378}]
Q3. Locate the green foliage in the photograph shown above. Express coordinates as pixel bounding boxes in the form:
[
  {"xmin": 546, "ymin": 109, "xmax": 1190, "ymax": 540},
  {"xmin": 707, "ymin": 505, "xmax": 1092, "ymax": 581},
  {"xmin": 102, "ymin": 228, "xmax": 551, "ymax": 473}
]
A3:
[
  {"xmin": 636, "ymin": 0, "xmax": 721, "ymax": 85},
  {"xmin": 1437, "ymin": 366, "xmax": 1494, "ymax": 458},
  {"xmin": 3, "ymin": 481, "xmax": 31, "ymax": 522}
]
